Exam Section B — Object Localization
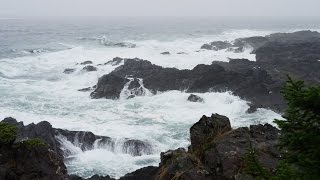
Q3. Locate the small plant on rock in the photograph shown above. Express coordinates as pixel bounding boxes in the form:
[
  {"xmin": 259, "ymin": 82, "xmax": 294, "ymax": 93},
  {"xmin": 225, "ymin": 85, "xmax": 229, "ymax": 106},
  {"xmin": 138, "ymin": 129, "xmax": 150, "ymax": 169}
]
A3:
[{"xmin": 0, "ymin": 122, "xmax": 18, "ymax": 144}]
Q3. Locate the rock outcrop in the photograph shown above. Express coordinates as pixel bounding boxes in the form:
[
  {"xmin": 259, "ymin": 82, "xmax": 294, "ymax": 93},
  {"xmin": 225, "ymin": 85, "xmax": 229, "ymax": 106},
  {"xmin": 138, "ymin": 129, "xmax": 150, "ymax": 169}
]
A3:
[
  {"xmin": 91, "ymin": 31, "xmax": 320, "ymax": 113},
  {"xmin": 129, "ymin": 114, "xmax": 280, "ymax": 180},
  {"xmin": 91, "ymin": 58, "xmax": 284, "ymax": 112}
]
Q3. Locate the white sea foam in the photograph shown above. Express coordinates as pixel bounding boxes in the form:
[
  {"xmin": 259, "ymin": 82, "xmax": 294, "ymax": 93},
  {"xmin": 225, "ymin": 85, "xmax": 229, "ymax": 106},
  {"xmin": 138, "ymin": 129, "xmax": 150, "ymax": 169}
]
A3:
[{"xmin": 0, "ymin": 29, "xmax": 282, "ymax": 178}]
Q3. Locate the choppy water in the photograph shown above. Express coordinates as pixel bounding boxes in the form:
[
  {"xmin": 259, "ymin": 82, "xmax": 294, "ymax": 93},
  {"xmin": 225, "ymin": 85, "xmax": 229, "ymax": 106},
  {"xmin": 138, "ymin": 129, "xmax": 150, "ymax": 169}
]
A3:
[{"xmin": 1, "ymin": 17, "xmax": 319, "ymax": 178}]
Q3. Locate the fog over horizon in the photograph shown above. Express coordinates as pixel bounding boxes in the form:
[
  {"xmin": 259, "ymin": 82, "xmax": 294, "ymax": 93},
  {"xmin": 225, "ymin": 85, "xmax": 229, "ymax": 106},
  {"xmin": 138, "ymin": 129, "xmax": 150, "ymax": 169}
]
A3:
[{"xmin": 0, "ymin": 0, "xmax": 320, "ymax": 18}]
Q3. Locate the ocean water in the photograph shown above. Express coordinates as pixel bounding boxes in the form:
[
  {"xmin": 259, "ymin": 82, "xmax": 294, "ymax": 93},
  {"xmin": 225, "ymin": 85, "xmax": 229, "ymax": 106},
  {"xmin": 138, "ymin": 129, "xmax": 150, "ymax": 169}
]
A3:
[{"xmin": 1, "ymin": 17, "xmax": 319, "ymax": 178}]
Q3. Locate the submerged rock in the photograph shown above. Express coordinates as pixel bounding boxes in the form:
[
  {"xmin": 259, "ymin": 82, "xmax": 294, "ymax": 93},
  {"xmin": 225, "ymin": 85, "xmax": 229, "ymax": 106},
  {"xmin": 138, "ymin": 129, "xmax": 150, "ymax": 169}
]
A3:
[
  {"xmin": 83, "ymin": 65, "xmax": 98, "ymax": 72},
  {"xmin": 78, "ymin": 87, "xmax": 94, "ymax": 92},
  {"xmin": 160, "ymin": 51, "xmax": 170, "ymax": 55},
  {"xmin": 122, "ymin": 139, "xmax": 153, "ymax": 156},
  {"xmin": 80, "ymin": 61, "xmax": 93, "ymax": 65},
  {"xmin": 63, "ymin": 68, "xmax": 76, "ymax": 74},
  {"xmin": 187, "ymin": 94, "xmax": 204, "ymax": 103},
  {"xmin": 201, "ymin": 41, "xmax": 232, "ymax": 51},
  {"xmin": 104, "ymin": 57, "xmax": 124, "ymax": 66}
]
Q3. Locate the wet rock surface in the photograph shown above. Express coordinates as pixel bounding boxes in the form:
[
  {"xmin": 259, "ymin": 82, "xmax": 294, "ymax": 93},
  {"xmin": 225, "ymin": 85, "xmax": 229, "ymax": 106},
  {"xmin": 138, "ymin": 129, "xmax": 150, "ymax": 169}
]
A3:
[
  {"xmin": 80, "ymin": 61, "xmax": 93, "ymax": 65},
  {"xmin": 128, "ymin": 114, "xmax": 280, "ymax": 180},
  {"xmin": 83, "ymin": 65, "xmax": 98, "ymax": 72},
  {"xmin": 187, "ymin": 94, "xmax": 204, "ymax": 103},
  {"xmin": 1, "ymin": 113, "xmax": 280, "ymax": 180},
  {"xmin": 160, "ymin": 51, "xmax": 170, "ymax": 55},
  {"xmin": 92, "ymin": 31, "xmax": 320, "ymax": 113},
  {"xmin": 64, "ymin": 68, "xmax": 76, "ymax": 74}
]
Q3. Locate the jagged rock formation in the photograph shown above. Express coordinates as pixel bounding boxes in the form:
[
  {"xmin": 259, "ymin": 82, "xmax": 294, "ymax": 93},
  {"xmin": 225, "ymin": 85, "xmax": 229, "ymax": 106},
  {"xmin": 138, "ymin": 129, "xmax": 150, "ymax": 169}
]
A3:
[
  {"xmin": 91, "ymin": 31, "xmax": 320, "ymax": 113},
  {"xmin": 127, "ymin": 114, "xmax": 280, "ymax": 180},
  {"xmin": 1, "ymin": 118, "xmax": 154, "ymax": 160},
  {"xmin": 91, "ymin": 58, "xmax": 284, "ymax": 112},
  {"xmin": 1, "ymin": 114, "xmax": 280, "ymax": 180}
]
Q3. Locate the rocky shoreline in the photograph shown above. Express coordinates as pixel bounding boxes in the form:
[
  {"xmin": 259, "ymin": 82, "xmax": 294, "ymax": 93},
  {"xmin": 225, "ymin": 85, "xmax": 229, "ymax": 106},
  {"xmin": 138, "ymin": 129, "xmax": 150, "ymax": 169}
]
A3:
[
  {"xmin": 0, "ymin": 114, "xmax": 280, "ymax": 180},
  {"xmin": 87, "ymin": 30, "xmax": 320, "ymax": 113},
  {"xmin": 1, "ymin": 30, "xmax": 320, "ymax": 179}
]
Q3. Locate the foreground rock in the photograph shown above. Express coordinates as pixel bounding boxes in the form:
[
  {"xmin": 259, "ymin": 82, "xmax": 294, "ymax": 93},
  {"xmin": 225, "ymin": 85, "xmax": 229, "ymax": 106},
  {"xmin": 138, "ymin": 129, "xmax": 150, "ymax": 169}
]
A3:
[
  {"xmin": 128, "ymin": 114, "xmax": 280, "ymax": 180},
  {"xmin": 1, "ymin": 118, "xmax": 153, "ymax": 160}
]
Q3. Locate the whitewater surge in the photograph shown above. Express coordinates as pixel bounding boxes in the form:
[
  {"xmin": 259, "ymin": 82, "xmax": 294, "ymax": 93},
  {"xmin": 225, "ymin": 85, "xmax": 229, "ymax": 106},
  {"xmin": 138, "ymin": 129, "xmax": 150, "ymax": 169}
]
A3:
[{"xmin": 0, "ymin": 29, "xmax": 282, "ymax": 178}]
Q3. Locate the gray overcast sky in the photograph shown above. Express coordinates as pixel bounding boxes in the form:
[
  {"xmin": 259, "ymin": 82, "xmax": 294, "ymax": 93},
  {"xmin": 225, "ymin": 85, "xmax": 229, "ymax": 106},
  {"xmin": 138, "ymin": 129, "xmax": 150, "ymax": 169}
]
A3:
[{"xmin": 0, "ymin": 0, "xmax": 319, "ymax": 17}]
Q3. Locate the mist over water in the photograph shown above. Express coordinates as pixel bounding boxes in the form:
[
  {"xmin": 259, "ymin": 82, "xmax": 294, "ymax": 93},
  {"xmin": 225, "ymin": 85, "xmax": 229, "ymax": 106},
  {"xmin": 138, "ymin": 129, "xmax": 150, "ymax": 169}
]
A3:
[{"xmin": 0, "ymin": 17, "xmax": 318, "ymax": 178}]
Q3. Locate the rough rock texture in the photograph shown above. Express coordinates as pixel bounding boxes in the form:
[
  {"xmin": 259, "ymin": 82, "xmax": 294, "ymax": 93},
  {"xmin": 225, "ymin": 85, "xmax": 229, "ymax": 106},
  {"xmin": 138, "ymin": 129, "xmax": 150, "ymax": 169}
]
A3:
[
  {"xmin": 119, "ymin": 166, "xmax": 159, "ymax": 180},
  {"xmin": 91, "ymin": 58, "xmax": 284, "ymax": 112},
  {"xmin": 187, "ymin": 94, "xmax": 204, "ymax": 103},
  {"xmin": 91, "ymin": 31, "xmax": 320, "ymax": 112},
  {"xmin": 91, "ymin": 74, "xmax": 128, "ymax": 99},
  {"xmin": 133, "ymin": 114, "xmax": 280, "ymax": 180},
  {"xmin": 0, "ymin": 143, "xmax": 69, "ymax": 180},
  {"xmin": 190, "ymin": 114, "xmax": 231, "ymax": 150}
]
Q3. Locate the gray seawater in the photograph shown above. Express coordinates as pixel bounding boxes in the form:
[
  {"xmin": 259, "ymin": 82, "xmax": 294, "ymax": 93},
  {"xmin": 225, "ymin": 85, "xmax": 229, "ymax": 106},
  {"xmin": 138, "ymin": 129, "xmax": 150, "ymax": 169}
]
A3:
[{"xmin": 0, "ymin": 17, "xmax": 319, "ymax": 178}]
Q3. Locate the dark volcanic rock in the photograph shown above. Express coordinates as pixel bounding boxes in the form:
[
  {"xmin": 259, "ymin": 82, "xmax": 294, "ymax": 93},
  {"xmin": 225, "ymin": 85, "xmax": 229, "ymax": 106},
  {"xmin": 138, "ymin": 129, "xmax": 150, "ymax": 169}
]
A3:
[
  {"xmin": 91, "ymin": 74, "xmax": 127, "ymax": 99},
  {"xmin": 56, "ymin": 129, "xmax": 113, "ymax": 152},
  {"xmin": 201, "ymin": 41, "xmax": 232, "ymax": 51},
  {"xmin": 187, "ymin": 94, "xmax": 204, "ymax": 103},
  {"xmin": 91, "ymin": 58, "xmax": 285, "ymax": 112},
  {"xmin": 80, "ymin": 61, "xmax": 93, "ymax": 65},
  {"xmin": 160, "ymin": 51, "xmax": 170, "ymax": 55},
  {"xmin": 104, "ymin": 57, "xmax": 124, "ymax": 66},
  {"xmin": 119, "ymin": 166, "xmax": 159, "ymax": 180},
  {"xmin": 190, "ymin": 114, "xmax": 231, "ymax": 150},
  {"xmin": 136, "ymin": 113, "xmax": 281, "ymax": 180},
  {"xmin": 83, "ymin": 65, "xmax": 98, "ymax": 72},
  {"xmin": 0, "ymin": 143, "xmax": 68, "ymax": 180},
  {"xmin": 78, "ymin": 87, "xmax": 94, "ymax": 92},
  {"xmin": 122, "ymin": 139, "xmax": 153, "ymax": 156},
  {"xmin": 63, "ymin": 68, "xmax": 76, "ymax": 74},
  {"xmin": 128, "ymin": 78, "xmax": 141, "ymax": 90},
  {"xmin": 2, "ymin": 117, "xmax": 62, "ymax": 158}
]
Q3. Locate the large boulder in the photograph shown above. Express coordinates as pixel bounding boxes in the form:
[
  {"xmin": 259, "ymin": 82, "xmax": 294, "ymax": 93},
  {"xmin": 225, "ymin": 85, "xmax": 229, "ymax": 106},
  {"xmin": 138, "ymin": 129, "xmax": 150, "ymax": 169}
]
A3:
[
  {"xmin": 190, "ymin": 114, "xmax": 231, "ymax": 150},
  {"xmin": 136, "ymin": 113, "xmax": 281, "ymax": 180}
]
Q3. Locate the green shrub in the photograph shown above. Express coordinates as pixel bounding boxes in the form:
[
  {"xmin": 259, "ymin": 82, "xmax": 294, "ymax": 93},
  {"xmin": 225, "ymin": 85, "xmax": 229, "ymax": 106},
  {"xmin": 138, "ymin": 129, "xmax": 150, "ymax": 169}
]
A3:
[
  {"xmin": 0, "ymin": 122, "xmax": 18, "ymax": 144},
  {"xmin": 274, "ymin": 77, "xmax": 320, "ymax": 179},
  {"xmin": 244, "ymin": 143, "xmax": 270, "ymax": 179},
  {"xmin": 24, "ymin": 138, "xmax": 46, "ymax": 149}
]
